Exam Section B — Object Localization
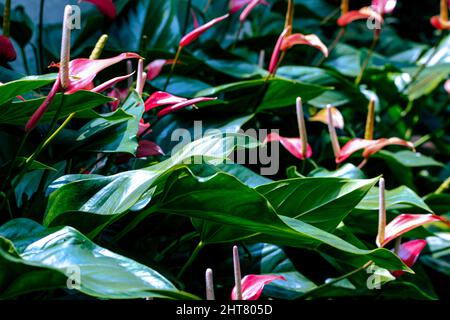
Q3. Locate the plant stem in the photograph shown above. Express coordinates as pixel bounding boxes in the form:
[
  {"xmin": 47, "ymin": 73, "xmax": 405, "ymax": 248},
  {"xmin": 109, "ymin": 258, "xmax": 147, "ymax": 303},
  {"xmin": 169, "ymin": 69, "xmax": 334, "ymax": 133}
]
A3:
[
  {"xmin": 28, "ymin": 113, "xmax": 75, "ymax": 160},
  {"xmin": 0, "ymin": 95, "xmax": 67, "ymax": 213},
  {"xmin": 3, "ymin": 0, "xmax": 11, "ymax": 37},
  {"xmin": 177, "ymin": 241, "xmax": 204, "ymax": 280},
  {"xmin": 316, "ymin": 27, "xmax": 345, "ymax": 67},
  {"xmin": 355, "ymin": 33, "xmax": 379, "ymax": 85},
  {"xmin": 232, "ymin": 23, "xmax": 243, "ymax": 50},
  {"xmin": 20, "ymin": 46, "xmax": 31, "ymax": 75},
  {"xmin": 38, "ymin": 0, "xmax": 45, "ymax": 74},
  {"xmin": 435, "ymin": 176, "xmax": 450, "ymax": 194},
  {"xmin": 300, "ymin": 261, "xmax": 373, "ymax": 300},
  {"xmin": 155, "ymin": 232, "xmax": 199, "ymax": 262},
  {"xmin": 0, "ymin": 134, "xmax": 28, "ymax": 193},
  {"xmin": 163, "ymin": 46, "xmax": 182, "ymax": 91}
]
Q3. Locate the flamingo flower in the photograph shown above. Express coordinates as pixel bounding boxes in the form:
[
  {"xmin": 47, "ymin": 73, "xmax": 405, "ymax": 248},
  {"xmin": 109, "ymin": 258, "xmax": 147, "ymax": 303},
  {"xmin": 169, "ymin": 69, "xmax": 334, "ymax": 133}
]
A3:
[
  {"xmin": 80, "ymin": 0, "xmax": 117, "ymax": 20},
  {"xmin": 57, "ymin": 52, "xmax": 141, "ymax": 94},
  {"xmin": 0, "ymin": 35, "xmax": 16, "ymax": 61},
  {"xmin": 281, "ymin": 34, "xmax": 329, "ymax": 57},
  {"xmin": 338, "ymin": 6, "xmax": 384, "ymax": 27},
  {"xmin": 136, "ymin": 140, "xmax": 165, "ymax": 158},
  {"xmin": 309, "ymin": 107, "xmax": 345, "ymax": 129},
  {"xmin": 336, "ymin": 137, "xmax": 415, "ymax": 164},
  {"xmin": 445, "ymin": 79, "xmax": 450, "ymax": 93},
  {"xmin": 265, "ymin": 133, "xmax": 313, "ymax": 160},
  {"xmin": 264, "ymin": 98, "xmax": 313, "ymax": 160},
  {"xmin": 145, "ymin": 59, "xmax": 178, "ymax": 81},
  {"xmin": 372, "ymin": 0, "xmax": 397, "ymax": 15},
  {"xmin": 377, "ymin": 214, "xmax": 449, "ymax": 248},
  {"xmin": 231, "ymin": 275, "xmax": 286, "ymax": 300},
  {"xmin": 229, "ymin": 0, "xmax": 269, "ymax": 14},
  {"xmin": 269, "ymin": 28, "xmax": 328, "ymax": 75},
  {"xmin": 236, "ymin": 0, "xmax": 269, "ymax": 22},
  {"xmin": 180, "ymin": 14, "xmax": 230, "ymax": 48},
  {"xmin": 25, "ymin": 53, "xmax": 140, "ymax": 132},
  {"xmin": 144, "ymin": 91, "xmax": 217, "ymax": 118},
  {"xmin": 391, "ymin": 240, "xmax": 427, "ymax": 278},
  {"xmin": 431, "ymin": 0, "xmax": 450, "ymax": 30}
]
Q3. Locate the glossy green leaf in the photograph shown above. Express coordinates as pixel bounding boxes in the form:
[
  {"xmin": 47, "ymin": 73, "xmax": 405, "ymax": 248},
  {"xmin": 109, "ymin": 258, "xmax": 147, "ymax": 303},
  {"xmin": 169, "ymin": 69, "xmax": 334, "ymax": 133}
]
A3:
[
  {"xmin": 75, "ymin": 90, "xmax": 144, "ymax": 155},
  {"xmin": 0, "ymin": 74, "xmax": 56, "ymax": 105},
  {"xmin": 357, "ymin": 186, "xmax": 432, "ymax": 213},
  {"xmin": 0, "ymin": 218, "xmax": 197, "ymax": 299},
  {"xmin": 154, "ymin": 167, "xmax": 410, "ymax": 271},
  {"xmin": 255, "ymin": 177, "xmax": 378, "ymax": 231},
  {"xmin": 0, "ymin": 90, "xmax": 113, "ymax": 126}
]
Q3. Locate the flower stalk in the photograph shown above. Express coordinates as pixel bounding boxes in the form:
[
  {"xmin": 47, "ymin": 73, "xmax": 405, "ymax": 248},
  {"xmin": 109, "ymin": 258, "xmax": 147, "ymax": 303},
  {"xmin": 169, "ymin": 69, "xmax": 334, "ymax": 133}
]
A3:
[
  {"xmin": 60, "ymin": 5, "xmax": 72, "ymax": 90},
  {"xmin": 296, "ymin": 97, "xmax": 308, "ymax": 158},
  {"xmin": 341, "ymin": 0, "xmax": 349, "ymax": 15},
  {"xmin": 327, "ymin": 105, "xmax": 341, "ymax": 158},
  {"xmin": 3, "ymin": 0, "xmax": 11, "ymax": 37},
  {"xmin": 205, "ymin": 268, "xmax": 215, "ymax": 300},
  {"xmin": 285, "ymin": 0, "xmax": 294, "ymax": 35},
  {"xmin": 233, "ymin": 245, "xmax": 243, "ymax": 300},
  {"xmin": 441, "ymin": 0, "xmax": 448, "ymax": 22},
  {"xmin": 163, "ymin": 46, "xmax": 181, "ymax": 91},
  {"xmin": 364, "ymin": 98, "xmax": 375, "ymax": 140},
  {"xmin": 136, "ymin": 59, "xmax": 145, "ymax": 95},
  {"xmin": 89, "ymin": 34, "xmax": 108, "ymax": 60},
  {"xmin": 377, "ymin": 177, "xmax": 386, "ymax": 247}
]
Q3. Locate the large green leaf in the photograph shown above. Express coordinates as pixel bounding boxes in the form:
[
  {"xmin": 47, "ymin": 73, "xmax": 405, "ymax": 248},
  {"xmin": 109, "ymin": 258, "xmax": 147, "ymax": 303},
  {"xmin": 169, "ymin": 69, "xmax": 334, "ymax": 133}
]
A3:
[
  {"xmin": 108, "ymin": 0, "xmax": 180, "ymax": 51},
  {"xmin": 195, "ymin": 78, "xmax": 328, "ymax": 111},
  {"xmin": 75, "ymin": 90, "xmax": 144, "ymax": 155},
  {"xmin": 373, "ymin": 150, "xmax": 444, "ymax": 168},
  {"xmin": 356, "ymin": 186, "xmax": 432, "ymax": 213},
  {"xmin": 0, "ymin": 90, "xmax": 113, "ymax": 126},
  {"xmin": 0, "ymin": 74, "xmax": 56, "ymax": 105},
  {"xmin": 255, "ymin": 177, "xmax": 378, "ymax": 231},
  {"xmin": 151, "ymin": 167, "xmax": 411, "ymax": 272},
  {"xmin": 0, "ymin": 218, "xmax": 196, "ymax": 299},
  {"xmin": 44, "ymin": 133, "xmax": 260, "ymax": 235}
]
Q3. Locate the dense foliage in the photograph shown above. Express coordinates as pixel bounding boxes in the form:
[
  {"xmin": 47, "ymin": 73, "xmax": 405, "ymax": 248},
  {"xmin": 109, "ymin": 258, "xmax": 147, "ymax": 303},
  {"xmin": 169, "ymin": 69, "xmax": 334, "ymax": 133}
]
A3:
[{"xmin": 0, "ymin": 0, "xmax": 449, "ymax": 300}]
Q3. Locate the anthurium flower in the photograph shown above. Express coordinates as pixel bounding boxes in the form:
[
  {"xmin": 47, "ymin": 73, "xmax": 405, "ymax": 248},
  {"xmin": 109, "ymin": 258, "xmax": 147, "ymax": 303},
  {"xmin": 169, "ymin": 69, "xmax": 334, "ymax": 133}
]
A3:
[
  {"xmin": 445, "ymin": 79, "xmax": 450, "ymax": 93},
  {"xmin": 336, "ymin": 137, "xmax": 414, "ymax": 164},
  {"xmin": 91, "ymin": 72, "xmax": 134, "ymax": 94},
  {"xmin": 391, "ymin": 240, "xmax": 427, "ymax": 278},
  {"xmin": 80, "ymin": 0, "xmax": 117, "ymax": 20},
  {"xmin": 144, "ymin": 91, "xmax": 187, "ymax": 112},
  {"xmin": 268, "ymin": 27, "xmax": 289, "ymax": 74},
  {"xmin": 157, "ymin": 97, "xmax": 217, "ymax": 118},
  {"xmin": 281, "ymin": 34, "xmax": 329, "ymax": 57},
  {"xmin": 58, "ymin": 52, "xmax": 141, "ymax": 94},
  {"xmin": 229, "ymin": 0, "xmax": 269, "ymax": 14},
  {"xmin": 180, "ymin": 13, "xmax": 230, "ymax": 48},
  {"xmin": 0, "ymin": 35, "xmax": 16, "ymax": 61},
  {"xmin": 25, "ymin": 79, "xmax": 61, "ymax": 133},
  {"xmin": 377, "ymin": 214, "xmax": 448, "ymax": 247},
  {"xmin": 136, "ymin": 140, "xmax": 165, "ymax": 158},
  {"xmin": 309, "ymin": 107, "xmax": 344, "ymax": 129},
  {"xmin": 431, "ymin": 0, "xmax": 450, "ymax": 29},
  {"xmin": 264, "ymin": 132, "xmax": 313, "ymax": 160},
  {"xmin": 372, "ymin": 0, "xmax": 397, "ymax": 15},
  {"xmin": 108, "ymin": 87, "xmax": 129, "ymax": 111},
  {"xmin": 430, "ymin": 16, "xmax": 450, "ymax": 30},
  {"xmin": 138, "ymin": 120, "xmax": 151, "ymax": 137},
  {"xmin": 337, "ymin": 7, "xmax": 383, "ymax": 27},
  {"xmin": 239, "ymin": 0, "xmax": 267, "ymax": 22},
  {"xmin": 191, "ymin": 9, "xmax": 200, "ymax": 28},
  {"xmin": 146, "ymin": 59, "xmax": 177, "ymax": 81},
  {"xmin": 231, "ymin": 275, "xmax": 286, "ymax": 300}
]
